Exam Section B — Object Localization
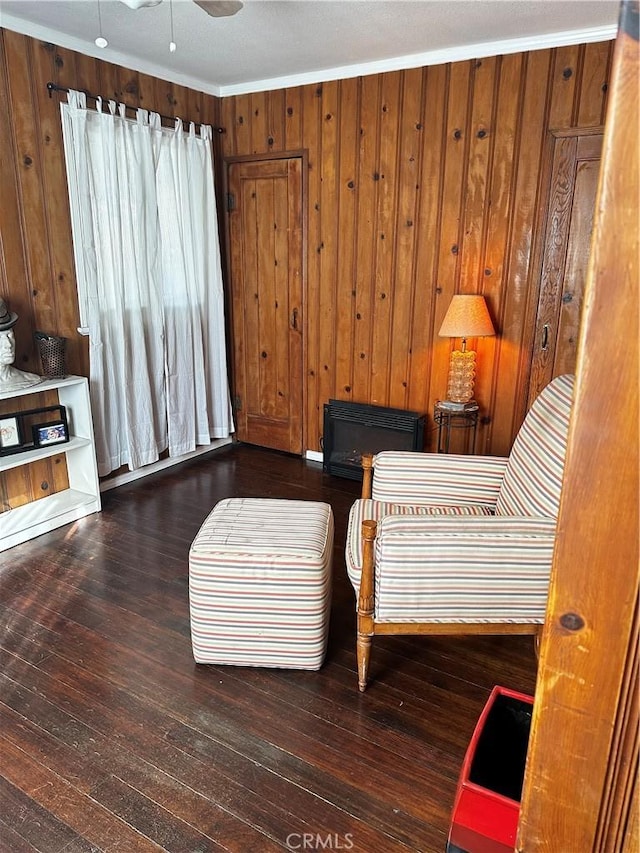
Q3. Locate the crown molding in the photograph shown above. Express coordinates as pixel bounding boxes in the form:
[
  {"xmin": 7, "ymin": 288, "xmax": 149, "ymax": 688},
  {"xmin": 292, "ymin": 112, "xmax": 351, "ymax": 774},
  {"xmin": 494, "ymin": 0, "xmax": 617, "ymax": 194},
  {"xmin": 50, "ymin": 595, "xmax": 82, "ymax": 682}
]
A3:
[
  {"xmin": 0, "ymin": 12, "xmax": 222, "ymax": 97},
  {"xmin": 1, "ymin": 12, "xmax": 616, "ymax": 101},
  {"xmin": 219, "ymin": 24, "xmax": 616, "ymax": 96}
]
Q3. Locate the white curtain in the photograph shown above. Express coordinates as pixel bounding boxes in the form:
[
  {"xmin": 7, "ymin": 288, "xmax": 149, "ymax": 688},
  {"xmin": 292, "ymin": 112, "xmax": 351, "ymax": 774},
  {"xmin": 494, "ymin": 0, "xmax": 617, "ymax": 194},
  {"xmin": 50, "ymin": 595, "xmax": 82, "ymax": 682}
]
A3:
[{"xmin": 61, "ymin": 91, "xmax": 233, "ymax": 476}]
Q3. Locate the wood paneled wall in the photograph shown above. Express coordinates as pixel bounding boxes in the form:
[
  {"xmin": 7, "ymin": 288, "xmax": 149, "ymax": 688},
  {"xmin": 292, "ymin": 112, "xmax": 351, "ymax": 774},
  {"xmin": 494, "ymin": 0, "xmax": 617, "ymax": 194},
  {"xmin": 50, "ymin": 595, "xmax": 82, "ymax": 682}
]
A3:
[
  {"xmin": 0, "ymin": 28, "xmax": 613, "ymax": 477},
  {"xmin": 0, "ymin": 29, "xmax": 219, "ymax": 509},
  {"xmin": 0, "ymin": 29, "xmax": 219, "ymax": 381},
  {"xmin": 219, "ymin": 41, "xmax": 613, "ymax": 454}
]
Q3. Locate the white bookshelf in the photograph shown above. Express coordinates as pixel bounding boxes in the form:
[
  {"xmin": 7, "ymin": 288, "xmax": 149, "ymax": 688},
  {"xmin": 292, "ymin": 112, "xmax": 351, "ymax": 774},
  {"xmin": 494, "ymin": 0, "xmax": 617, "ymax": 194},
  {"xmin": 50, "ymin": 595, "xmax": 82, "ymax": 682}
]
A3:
[{"xmin": 0, "ymin": 375, "xmax": 101, "ymax": 551}]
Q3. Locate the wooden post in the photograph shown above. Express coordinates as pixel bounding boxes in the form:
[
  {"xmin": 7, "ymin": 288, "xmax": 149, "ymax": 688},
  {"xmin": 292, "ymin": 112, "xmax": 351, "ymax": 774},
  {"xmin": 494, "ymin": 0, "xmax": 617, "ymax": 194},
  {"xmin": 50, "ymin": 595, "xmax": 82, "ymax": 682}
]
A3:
[
  {"xmin": 357, "ymin": 518, "xmax": 377, "ymax": 692},
  {"xmin": 517, "ymin": 2, "xmax": 639, "ymax": 849},
  {"xmin": 361, "ymin": 452, "xmax": 374, "ymax": 499}
]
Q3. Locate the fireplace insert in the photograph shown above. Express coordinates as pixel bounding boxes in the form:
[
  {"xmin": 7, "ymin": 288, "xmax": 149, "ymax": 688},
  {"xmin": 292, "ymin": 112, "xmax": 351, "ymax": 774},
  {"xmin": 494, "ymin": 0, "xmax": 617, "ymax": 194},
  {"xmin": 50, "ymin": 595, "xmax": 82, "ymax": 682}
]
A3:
[{"xmin": 322, "ymin": 399, "xmax": 426, "ymax": 480}]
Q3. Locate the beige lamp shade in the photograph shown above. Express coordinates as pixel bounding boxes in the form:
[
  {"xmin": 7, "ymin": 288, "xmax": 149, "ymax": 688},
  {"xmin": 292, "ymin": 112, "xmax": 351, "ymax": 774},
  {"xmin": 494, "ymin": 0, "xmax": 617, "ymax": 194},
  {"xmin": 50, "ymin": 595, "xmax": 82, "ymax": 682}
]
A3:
[{"xmin": 439, "ymin": 294, "xmax": 495, "ymax": 340}]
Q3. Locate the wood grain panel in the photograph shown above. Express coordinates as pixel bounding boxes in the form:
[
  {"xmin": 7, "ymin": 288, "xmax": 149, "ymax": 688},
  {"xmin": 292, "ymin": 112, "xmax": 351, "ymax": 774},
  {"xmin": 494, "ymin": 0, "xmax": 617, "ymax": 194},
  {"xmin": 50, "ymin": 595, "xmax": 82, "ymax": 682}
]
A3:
[
  {"xmin": 548, "ymin": 44, "xmax": 581, "ymax": 128},
  {"xmin": 518, "ymin": 8, "xmax": 638, "ymax": 845},
  {"xmin": 0, "ymin": 27, "xmax": 614, "ymax": 472},
  {"xmin": 334, "ymin": 77, "xmax": 359, "ymax": 402},
  {"xmin": 389, "ymin": 68, "xmax": 423, "ymax": 411},
  {"xmin": 0, "ymin": 28, "xmax": 221, "ymax": 511},
  {"xmin": 578, "ymin": 40, "xmax": 612, "ymax": 126},
  {"xmin": 301, "ymin": 83, "xmax": 322, "ymax": 448},
  {"xmin": 284, "ymin": 86, "xmax": 303, "ymax": 151},
  {"xmin": 352, "ymin": 74, "xmax": 380, "ymax": 410},
  {"xmin": 371, "ymin": 71, "xmax": 402, "ymax": 406},
  {"xmin": 407, "ymin": 64, "xmax": 446, "ymax": 422},
  {"xmin": 317, "ymin": 80, "xmax": 339, "ymax": 423},
  {"xmin": 427, "ymin": 61, "xmax": 471, "ymax": 452},
  {"xmin": 478, "ymin": 52, "xmax": 523, "ymax": 453},
  {"xmin": 498, "ymin": 49, "xmax": 553, "ymax": 456}
]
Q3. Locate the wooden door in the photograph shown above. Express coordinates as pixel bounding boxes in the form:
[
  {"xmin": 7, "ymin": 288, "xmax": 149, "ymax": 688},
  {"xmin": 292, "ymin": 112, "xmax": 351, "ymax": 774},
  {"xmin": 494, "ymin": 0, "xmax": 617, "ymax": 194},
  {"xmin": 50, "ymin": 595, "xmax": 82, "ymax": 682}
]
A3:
[
  {"xmin": 227, "ymin": 158, "xmax": 303, "ymax": 454},
  {"xmin": 527, "ymin": 131, "xmax": 603, "ymax": 407}
]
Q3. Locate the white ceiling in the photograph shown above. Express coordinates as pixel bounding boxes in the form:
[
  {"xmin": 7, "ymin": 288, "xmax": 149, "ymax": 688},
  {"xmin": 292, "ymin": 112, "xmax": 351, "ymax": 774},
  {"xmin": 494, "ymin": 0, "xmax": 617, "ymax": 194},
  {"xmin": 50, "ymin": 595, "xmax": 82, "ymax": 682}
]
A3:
[{"xmin": 0, "ymin": 0, "xmax": 619, "ymax": 97}]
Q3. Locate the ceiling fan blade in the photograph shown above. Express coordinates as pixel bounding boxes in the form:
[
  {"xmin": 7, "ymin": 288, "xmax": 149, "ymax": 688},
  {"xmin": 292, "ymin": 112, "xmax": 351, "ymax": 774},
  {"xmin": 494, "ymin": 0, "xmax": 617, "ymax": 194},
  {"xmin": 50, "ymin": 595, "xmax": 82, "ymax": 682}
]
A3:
[{"xmin": 193, "ymin": 0, "xmax": 243, "ymax": 17}]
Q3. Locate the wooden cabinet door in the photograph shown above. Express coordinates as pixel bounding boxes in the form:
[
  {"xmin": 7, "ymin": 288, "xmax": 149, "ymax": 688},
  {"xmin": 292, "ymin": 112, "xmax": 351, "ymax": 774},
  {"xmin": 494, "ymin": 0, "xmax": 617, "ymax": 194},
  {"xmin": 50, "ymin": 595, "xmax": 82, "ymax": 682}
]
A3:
[
  {"xmin": 227, "ymin": 158, "xmax": 303, "ymax": 454},
  {"xmin": 527, "ymin": 132, "xmax": 603, "ymax": 408}
]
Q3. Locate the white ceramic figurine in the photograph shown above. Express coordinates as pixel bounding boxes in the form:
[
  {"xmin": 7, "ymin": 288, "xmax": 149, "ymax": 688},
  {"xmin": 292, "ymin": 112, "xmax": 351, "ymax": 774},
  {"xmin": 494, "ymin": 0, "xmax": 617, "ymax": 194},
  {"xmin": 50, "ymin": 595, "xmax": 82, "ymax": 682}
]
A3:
[{"xmin": 0, "ymin": 298, "xmax": 42, "ymax": 393}]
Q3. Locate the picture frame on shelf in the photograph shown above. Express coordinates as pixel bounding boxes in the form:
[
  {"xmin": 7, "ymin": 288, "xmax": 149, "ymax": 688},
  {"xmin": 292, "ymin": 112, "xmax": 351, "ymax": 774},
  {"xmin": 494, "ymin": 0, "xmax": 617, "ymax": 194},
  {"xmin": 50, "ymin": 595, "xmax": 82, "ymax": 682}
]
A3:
[
  {"xmin": 0, "ymin": 404, "xmax": 69, "ymax": 455},
  {"xmin": 33, "ymin": 419, "xmax": 69, "ymax": 448},
  {"xmin": 0, "ymin": 415, "xmax": 22, "ymax": 453}
]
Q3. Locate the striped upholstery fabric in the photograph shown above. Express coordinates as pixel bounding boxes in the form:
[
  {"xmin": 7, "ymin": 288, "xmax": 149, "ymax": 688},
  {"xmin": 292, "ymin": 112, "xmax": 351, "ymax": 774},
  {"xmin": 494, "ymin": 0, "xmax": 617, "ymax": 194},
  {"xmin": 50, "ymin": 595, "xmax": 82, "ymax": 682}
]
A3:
[
  {"xmin": 344, "ymin": 374, "xmax": 574, "ymax": 627},
  {"xmin": 189, "ymin": 498, "xmax": 333, "ymax": 669},
  {"xmin": 371, "ymin": 452, "xmax": 508, "ymax": 506},
  {"xmin": 372, "ymin": 514, "xmax": 556, "ymax": 622},
  {"xmin": 346, "ymin": 498, "xmax": 491, "ymax": 593},
  {"xmin": 495, "ymin": 374, "xmax": 574, "ymax": 519}
]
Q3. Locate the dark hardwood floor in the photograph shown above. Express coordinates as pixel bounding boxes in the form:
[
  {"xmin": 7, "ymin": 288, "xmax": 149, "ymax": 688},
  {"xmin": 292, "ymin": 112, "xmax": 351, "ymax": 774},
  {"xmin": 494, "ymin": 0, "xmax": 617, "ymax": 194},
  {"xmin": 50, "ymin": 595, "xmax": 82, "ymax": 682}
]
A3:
[{"xmin": 0, "ymin": 444, "xmax": 538, "ymax": 853}]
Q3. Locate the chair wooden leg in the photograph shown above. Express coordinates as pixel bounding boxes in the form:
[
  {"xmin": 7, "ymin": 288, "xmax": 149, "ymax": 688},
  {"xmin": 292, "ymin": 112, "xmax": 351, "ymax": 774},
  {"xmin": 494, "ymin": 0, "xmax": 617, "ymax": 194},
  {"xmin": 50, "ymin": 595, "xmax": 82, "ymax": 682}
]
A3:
[{"xmin": 357, "ymin": 631, "xmax": 372, "ymax": 692}]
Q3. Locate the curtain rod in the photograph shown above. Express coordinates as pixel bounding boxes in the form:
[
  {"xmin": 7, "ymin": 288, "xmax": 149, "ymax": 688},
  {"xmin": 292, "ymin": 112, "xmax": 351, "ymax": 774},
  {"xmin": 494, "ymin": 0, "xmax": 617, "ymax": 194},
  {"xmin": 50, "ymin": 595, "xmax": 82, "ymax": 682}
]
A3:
[{"xmin": 46, "ymin": 82, "xmax": 225, "ymax": 134}]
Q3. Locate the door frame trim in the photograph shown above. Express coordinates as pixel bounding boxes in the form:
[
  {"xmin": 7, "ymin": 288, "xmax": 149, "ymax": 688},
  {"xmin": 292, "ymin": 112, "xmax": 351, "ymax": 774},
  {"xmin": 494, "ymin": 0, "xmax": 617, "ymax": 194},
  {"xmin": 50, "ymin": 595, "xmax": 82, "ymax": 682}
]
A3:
[{"xmin": 222, "ymin": 150, "xmax": 309, "ymax": 454}]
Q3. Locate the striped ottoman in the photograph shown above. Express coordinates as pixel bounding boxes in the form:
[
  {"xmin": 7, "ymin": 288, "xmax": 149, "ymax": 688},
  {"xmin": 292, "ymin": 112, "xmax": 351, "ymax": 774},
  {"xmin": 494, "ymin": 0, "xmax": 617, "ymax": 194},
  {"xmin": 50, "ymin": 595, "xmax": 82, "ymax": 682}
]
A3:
[{"xmin": 189, "ymin": 498, "xmax": 334, "ymax": 669}]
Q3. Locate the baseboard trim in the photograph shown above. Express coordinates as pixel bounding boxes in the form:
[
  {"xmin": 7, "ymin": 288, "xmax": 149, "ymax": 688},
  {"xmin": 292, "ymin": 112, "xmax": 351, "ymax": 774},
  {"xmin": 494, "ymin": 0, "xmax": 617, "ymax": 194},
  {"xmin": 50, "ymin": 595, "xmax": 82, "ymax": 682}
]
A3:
[{"xmin": 100, "ymin": 437, "xmax": 233, "ymax": 492}]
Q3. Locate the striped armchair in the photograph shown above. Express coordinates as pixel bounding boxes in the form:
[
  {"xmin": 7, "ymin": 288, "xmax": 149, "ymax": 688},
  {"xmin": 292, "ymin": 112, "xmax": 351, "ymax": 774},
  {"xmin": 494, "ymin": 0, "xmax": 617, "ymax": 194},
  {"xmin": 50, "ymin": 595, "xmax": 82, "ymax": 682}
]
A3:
[{"xmin": 345, "ymin": 374, "xmax": 575, "ymax": 691}]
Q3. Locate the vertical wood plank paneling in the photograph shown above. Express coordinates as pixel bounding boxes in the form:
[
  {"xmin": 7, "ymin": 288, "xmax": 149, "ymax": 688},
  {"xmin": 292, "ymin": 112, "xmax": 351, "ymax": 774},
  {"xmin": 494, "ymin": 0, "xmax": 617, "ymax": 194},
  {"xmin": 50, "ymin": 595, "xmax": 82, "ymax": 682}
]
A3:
[
  {"xmin": 0, "ymin": 34, "xmax": 30, "ymax": 328},
  {"xmin": 286, "ymin": 157, "xmax": 303, "ymax": 453},
  {"xmin": 74, "ymin": 50, "xmax": 101, "ymax": 98},
  {"xmin": 4, "ymin": 32, "xmax": 55, "ymax": 364},
  {"xmin": 30, "ymin": 41, "xmax": 77, "ymax": 496},
  {"xmin": 495, "ymin": 49, "xmax": 552, "ymax": 455},
  {"xmin": 4, "ymin": 33, "xmax": 59, "ymax": 502},
  {"xmin": 99, "ymin": 60, "xmax": 125, "ymax": 101},
  {"xmin": 352, "ymin": 74, "xmax": 380, "ymax": 407},
  {"xmin": 578, "ymin": 41, "xmax": 611, "ymax": 126},
  {"xmin": 31, "ymin": 44, "xmax": 78, "ymax": 349},
  {"xmin": 407, "ymin": 64, "xmax": 446, "ymax": 425},
  {"xmin": 370, "ymin": 71, "xmax": 401, "ymax": 406},
  {"xmin": 284, "ymin": 86, "xmax": 303, "ymax": 150},
  {"xmin": 302, "ymin": 83, "xmax": 322, "ymax": 447},
  {"xmin": 334, "ymin": 77, "xmax": 359, "ymax": 401},
  {"xmin": 389, "ymin": 68, "xmax": 423, "ymax": 410},
  {"xmin": 317, "ymin": 80, "xmax": 339, "ymax": 415},
  {"xmin": 0, "ymin": 29, "xmax": 220, "ymax": 513},
  {"xmin": 250, "ymin": 91, "xmax": 268, "ymax": 154},
  {"xmin": 267, "ymin": 88, "xmax": 286, "ymax": 151},
  {"xmin": 427, "ymin": 61, "xmax": 471, "ymax": 425},
  {"xmin": 0, "ymin": 33, "xmax": 35, "ymax": 510},
  {"xmin": 548, "ymin": 44, "xmax": 581, "ymax": 128},
  {"xmin": 231, "ymin": 93, "xmax": 251, "ymax": 153},
  {"xmin": 459, "ymin": 57, "xmax": 496, "ymax": 294},
  {"xmin": 477, "ymin": 53, "xmax": 524, "ymax": 453},
  {"xmin": 0, "ymin": 28, "xmax": 614, "ymax": 466},
  {"xmin": 457, "ymin": 57, "xmax": 498, "ymax": 452}
]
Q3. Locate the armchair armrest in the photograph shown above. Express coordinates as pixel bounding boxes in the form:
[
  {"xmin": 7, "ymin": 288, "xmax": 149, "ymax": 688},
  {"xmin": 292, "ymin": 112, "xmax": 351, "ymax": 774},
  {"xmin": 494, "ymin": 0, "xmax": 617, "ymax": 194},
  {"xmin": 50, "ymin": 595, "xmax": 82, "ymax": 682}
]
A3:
[
  {"xmin": 373, "ymin": 514, "xmax": 557, "ymax": 623},
  {"xmin": 365, "ymin": 450, "xmax": 509, "ymax": 507}
]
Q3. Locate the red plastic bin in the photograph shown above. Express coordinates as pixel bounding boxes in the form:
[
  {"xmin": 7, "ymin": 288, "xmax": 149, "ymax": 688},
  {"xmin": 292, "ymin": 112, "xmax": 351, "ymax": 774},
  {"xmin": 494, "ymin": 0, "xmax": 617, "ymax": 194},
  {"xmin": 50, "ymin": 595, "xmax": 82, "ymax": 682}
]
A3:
[{"xmin": 447, "ymin": 685, "xmax": 534, "ymax": 853}]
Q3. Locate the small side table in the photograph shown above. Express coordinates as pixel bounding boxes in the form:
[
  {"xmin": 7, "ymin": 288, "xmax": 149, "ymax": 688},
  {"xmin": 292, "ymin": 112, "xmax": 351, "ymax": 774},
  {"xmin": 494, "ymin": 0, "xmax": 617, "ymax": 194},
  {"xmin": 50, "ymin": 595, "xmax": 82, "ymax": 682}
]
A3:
[{"xmin": 434, "ymin": 401, "xmax": 479, "ymax": 453}]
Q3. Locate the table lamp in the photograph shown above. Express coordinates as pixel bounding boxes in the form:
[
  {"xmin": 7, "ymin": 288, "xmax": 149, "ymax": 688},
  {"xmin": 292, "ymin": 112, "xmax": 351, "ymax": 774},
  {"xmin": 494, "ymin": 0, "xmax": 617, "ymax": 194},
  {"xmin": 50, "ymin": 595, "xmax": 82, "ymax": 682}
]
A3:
[{"xmin": 439, "ymin": 294, "xmax": 495, "ymax": 406}]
